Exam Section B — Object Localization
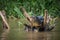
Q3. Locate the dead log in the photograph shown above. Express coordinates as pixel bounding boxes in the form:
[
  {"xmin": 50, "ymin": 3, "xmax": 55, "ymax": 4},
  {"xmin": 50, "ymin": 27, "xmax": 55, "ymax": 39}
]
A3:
[
  {"xmin": 0, "ymin": 10, "xmax": 10, "ymax": 29},
  {"xmin": 1, "ymin": 10, "xmax": 8, "ymax": 29},
  {"xmin": 20, "ymin": 7, "xmax": 31, "ymax": 22},
  {"xmin": 20, "ymin": 7, "xmax": 41, "ymax": 28},
  {"xmin": 44, "ymin": 10, "xmax": 48, "ymax": 26}
]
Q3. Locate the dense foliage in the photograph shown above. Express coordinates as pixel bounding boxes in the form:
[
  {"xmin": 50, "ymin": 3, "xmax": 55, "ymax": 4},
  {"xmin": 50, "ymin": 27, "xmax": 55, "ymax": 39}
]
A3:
[{"xmin": 0, "ymin": 0, "xmax": 60, "ymax": 18}]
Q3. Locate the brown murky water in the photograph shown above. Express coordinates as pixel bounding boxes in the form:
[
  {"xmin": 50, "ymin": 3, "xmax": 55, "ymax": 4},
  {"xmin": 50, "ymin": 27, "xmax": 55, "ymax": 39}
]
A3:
[
  {"xmin": 0, "ymin": 28, "xmax": 60, "ymax": 40},
  {"xmin": 0, "ymin": 18, "xmax": 60, "ymax": 40},
  {"xmin": 25, "ymin": 31, "xmax": 60, "ymax": 40}
]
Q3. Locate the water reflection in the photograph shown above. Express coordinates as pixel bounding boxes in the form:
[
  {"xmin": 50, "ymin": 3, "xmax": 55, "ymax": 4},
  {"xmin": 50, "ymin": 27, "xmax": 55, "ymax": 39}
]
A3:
[{"xmin": 25, "ymin": 31, "xmax": 60, "ymax": 40}]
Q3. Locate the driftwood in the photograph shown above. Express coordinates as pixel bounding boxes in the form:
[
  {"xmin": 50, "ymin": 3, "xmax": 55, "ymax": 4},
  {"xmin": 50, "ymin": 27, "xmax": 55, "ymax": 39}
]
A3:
[
  {"xmin": 20, "ymin": 7, "xmax": 32, "ymax": 22},
  {"xmin": 20, "ymin": 7, "xmax": 55, "ymax": 31},
  {"xmin": 0, "ymin": 10, "xmax": 9, "ymax": 29},
  {"xmin": 20, "ymin": 7, "xmax": 43, "ymax": 28},
  {"xmin": 44, "ymin": 10, "xmax": 48, "ymax": 26}
]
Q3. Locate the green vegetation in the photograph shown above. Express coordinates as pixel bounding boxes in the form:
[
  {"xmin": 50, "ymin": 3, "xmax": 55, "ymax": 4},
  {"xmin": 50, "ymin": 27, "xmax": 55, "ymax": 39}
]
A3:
[
  {"xmin": 0, "ymin": 0, "xmax": 60, "ymax": 40},
  {"xmin": 0, "ymin": 21, "xmax": 3, "ymax": 36},
  {"xmin": 0, "ymin": 17, "xmax": 3, "ymax": 36},
  {"xmin": 56, "ymin": 18, "xmax": 60, "ymax": 31},
  {"xmin": 0, "ymin": 18, "xmax": 28, "ymax": 40},
  {"xmin": 0, "ymin": 0, "xmax": 60, "ymax": 18}
]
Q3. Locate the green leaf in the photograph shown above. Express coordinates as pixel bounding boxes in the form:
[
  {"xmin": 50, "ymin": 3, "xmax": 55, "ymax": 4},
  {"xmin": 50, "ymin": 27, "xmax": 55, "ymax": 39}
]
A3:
[{"xmin": 14, "ymin": 6, "xmax": 24, "ymax": 18}]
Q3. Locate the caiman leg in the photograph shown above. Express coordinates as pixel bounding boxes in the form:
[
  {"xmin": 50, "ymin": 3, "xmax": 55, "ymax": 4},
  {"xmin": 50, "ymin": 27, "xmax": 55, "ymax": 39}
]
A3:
[
  {"xmin": 24, "ymin": 24, "xmax": 31, "ymax": 31},
  {"xmin": 24, "ymin": 24, "xmax": 38, "ymax": 32}
]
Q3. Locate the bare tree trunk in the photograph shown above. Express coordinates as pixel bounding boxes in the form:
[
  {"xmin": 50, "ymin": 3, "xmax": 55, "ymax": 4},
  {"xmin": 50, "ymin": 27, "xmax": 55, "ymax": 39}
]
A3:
[{"xmin": 0, "ymin": 10, "xmax": 9, "ymax": 29}]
